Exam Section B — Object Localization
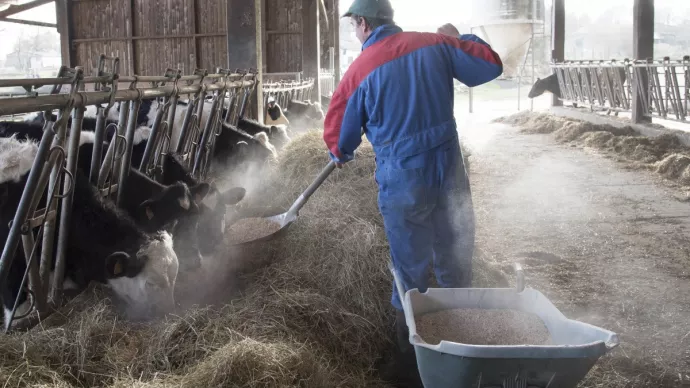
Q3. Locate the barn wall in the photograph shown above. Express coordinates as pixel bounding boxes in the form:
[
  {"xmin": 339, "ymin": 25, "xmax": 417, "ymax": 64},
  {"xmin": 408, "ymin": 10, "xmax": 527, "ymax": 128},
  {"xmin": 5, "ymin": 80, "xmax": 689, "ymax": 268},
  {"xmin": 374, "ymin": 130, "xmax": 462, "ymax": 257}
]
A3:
[
  {"xmin": 264, "ymin": 0, "xmax": 302, "ymax": 73},
  {"xmin": 70, "ymin": 0, "xmax": 227, "ymax": 76}
]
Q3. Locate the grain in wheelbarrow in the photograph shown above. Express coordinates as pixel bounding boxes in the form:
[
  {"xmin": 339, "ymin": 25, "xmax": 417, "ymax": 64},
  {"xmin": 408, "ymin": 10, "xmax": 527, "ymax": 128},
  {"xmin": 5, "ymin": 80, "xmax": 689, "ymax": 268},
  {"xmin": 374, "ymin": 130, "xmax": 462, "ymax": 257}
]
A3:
[
  {"xmin": 226, "ymin": 217, "xmax": 281, "ymax": 244},
  {"xmin": 416, "ymin": 308, "xmax": 551, "ymax": 346}
]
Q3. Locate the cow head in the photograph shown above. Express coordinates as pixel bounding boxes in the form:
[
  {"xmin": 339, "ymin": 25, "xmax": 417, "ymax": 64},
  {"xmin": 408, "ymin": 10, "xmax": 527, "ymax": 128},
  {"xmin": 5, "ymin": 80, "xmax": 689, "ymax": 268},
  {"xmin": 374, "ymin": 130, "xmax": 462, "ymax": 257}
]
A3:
[
  {"xmin": 307, "ymin": 101, "xmax": 325, "ymax": 121},
  {"xmin": 135, "ymin": 182, "xmax": 207, "ymax": 231},
  {"xmin": 106, "ymin": 231, "xmax": 179, "ymax": 320},
  {"xmin": 135, "ymin": 182, "xmax": 211, "ymax": 271},
  {"xmin": 197, "ymin": 186, "xmax": 246, "ymax": 256},
  {"xmin": 528, "ymin": 78, "xmax": 546, "ymax": 99},
  {"xmin": 269, "ymin": 125, "xmax": 291, "ymax": 150}
]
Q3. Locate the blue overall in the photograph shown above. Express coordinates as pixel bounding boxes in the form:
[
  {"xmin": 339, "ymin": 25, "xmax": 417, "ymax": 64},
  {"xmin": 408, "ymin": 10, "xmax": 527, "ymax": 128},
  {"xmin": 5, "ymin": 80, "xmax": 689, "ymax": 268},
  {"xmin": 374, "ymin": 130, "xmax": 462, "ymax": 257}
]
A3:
[{"xmin": 323, "ymin": 25, "xmax": 503, "ymax": 310}]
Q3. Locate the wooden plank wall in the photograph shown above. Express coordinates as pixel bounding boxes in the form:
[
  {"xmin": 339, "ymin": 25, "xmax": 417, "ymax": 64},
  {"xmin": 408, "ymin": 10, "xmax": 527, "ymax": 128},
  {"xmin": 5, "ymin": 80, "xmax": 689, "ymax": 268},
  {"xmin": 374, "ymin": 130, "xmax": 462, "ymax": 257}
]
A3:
[
  {"xmin": 320, "ymin": 0, "xmax": 333, "ymax": 68},
  {"xmin": 264, "ymin": 0, "xmax": 302, "ymax": 73},
  {"xmin": 70, "ymin": 0, "xmax": 227, "ymax": 76}
]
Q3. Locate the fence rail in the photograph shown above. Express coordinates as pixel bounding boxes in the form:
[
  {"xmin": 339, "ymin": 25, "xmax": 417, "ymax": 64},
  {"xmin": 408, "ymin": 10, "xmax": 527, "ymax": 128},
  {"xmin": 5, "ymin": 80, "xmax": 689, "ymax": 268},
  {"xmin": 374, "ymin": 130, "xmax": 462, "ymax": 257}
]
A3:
[
  {"xmin": 319, "ymin": 69, "xmax": 335, "ymax": 98},
  {"xmin": 0, "ymin": 56, "xmax": 257, "ymax": 332},
  {"xmin": 261, "ymin": 78, "xmax": 315, "ymax": 120},
  {"xmin": 551, "ymin": 56, "xmax": 690, "ymax": 122}
]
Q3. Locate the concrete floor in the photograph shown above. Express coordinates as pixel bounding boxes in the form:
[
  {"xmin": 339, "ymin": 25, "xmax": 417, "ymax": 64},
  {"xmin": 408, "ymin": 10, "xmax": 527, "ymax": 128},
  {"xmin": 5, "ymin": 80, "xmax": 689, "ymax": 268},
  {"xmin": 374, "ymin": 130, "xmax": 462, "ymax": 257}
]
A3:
[{"xmin": 458, "ymin": 108, "xmax": 690, "ymax": 387}]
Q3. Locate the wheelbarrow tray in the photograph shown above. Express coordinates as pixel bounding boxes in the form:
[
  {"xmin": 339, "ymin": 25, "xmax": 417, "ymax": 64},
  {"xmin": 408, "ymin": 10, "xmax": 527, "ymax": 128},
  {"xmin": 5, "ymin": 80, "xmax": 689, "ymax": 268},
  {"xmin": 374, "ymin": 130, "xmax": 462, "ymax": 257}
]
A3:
[{"xmin": 401, "ymin": 286, "xmax": 620, "ymax": 388}]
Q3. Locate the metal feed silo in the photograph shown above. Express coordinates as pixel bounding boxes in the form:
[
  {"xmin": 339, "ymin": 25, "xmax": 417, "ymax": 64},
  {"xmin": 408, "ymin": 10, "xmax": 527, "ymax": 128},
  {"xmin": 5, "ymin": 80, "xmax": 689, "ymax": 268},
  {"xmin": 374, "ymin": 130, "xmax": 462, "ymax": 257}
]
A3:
[{"xmin": 470, "ymin": 0, "xmax": 545, "ymax": 79}]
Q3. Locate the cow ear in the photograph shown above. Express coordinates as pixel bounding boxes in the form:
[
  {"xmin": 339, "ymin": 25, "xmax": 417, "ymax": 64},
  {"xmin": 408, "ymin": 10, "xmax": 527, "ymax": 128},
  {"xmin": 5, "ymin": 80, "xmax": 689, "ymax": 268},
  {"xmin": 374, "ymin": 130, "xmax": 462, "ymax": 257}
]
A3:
[
  {"xmin": 190, "ymin": 183, "xmax": 211, "ymax": 204},
  {"xmin": 137, "ymin": 200, "xmax": 156, "ymax": 221},
  {"xmin": 221, "ymin": 187, "xmax": 246, "ymax": 205},
  {"xmin": 105, "ymin": 252, "xmax": 131, "ymax": 278}
]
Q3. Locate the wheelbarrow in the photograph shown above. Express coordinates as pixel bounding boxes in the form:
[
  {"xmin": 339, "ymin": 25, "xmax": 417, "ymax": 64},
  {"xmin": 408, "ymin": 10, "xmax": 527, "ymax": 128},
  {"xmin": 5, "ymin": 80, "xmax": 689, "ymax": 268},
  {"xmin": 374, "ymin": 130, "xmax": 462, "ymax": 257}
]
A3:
[{"xmin": 390, "ymin": 263, "xmax": 620, "ymax": 388}]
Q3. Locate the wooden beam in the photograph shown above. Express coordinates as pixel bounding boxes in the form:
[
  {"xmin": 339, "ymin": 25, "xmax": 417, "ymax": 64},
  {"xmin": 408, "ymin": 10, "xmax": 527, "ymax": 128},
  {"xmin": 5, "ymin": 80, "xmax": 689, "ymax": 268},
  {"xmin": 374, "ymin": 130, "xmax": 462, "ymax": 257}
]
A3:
[
  {"xmin": 632, "ymin": 0, "xmax": 654, "ymax": 123},
  {"xmin": 190, "ymin": 0, "xmax": 198, "ymax": 69},
  {"xmin": 260, "ymin": 0, "xmax": 266, "ymax": 74},
  {"xmin": 267, "ymin": 30, "xmax": 301, "ymax": 35},
  {"xmin": 128, "ymin": 0, "xmax": 135, "ymax": 75},
  {"xmin": 55, "ymin": 0, "xmax": 73, "ymax": 66},
  {"xmin": 302, "ymin": 0, "xmax": 321, "ymax": 100},
  {"xmin": 319, "ymin": 0, "xmax": 328, "ymax": 31},
  {"xmin": 0, "ymin": 0, "xmax": 53, "ymax": 19},
  {"xmin": 0, "ymin": 17, "xmax": 55, "ymax": 28},
  {"xmin": 71, "ymin": 33, "xmax": 226, "ymax": 43},
  {"xmin": 551, "ymin": 0, "xmax": 564, "ymax": 107},
  {"xmin": 333, "ymin": 0, "xmax": 340, "ymax": 83},
  {"xmin": 227, "ymin": 0, "xmax": 263, "ymax": 120}
]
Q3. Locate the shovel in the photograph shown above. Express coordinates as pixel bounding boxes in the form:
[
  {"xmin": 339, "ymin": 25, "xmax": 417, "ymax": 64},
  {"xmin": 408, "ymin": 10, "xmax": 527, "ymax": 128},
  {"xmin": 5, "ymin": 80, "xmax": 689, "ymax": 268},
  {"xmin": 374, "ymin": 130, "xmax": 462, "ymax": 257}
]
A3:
[{"xmin": 229, "ymin": 160, "xmax": 337, "ymax": 246}]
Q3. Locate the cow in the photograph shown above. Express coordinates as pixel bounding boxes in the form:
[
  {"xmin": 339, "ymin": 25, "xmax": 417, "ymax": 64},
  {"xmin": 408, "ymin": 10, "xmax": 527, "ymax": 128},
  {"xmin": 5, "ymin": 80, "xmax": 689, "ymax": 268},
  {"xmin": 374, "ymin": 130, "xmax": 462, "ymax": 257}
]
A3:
[
  {"xmin": 265, "ymin": 96, "xmax": 290, "ymax": 127},
  {"xmin": 0, "ymin": 121, "xmax": 210, "ymax": 272},
  {"xmin": 254, "ymin": 132, "xmax": 278, "ymax": 160},
  {"xmin": 161, "ymin": 153, "xmax": 246, "ymax": 256},
  {"xmin": 528, "ymin": 68, "xmax": 628, "ymax": 114},
  {"xmin": 0, "ymin": 135, "xmax": 179, "ymax": 324},
  {"xmin": 237, "ymin": 117, "xmax": 291, "ymax": 150},
  {"xmin": 213, "ymin": 122, "xmax": 274, "ymax": 168},
  {"xmin": 283, "ymin": 99, "xmax": 325, "ymax": 129}
]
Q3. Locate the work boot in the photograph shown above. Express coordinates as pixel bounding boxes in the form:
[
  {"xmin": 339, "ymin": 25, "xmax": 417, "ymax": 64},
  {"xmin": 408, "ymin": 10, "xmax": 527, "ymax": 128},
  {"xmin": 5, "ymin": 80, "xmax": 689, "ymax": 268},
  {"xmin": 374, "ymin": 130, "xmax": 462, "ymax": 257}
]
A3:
[{"xmin": 381, "ymin": 310, "xmax": 424, "ymax": 388}]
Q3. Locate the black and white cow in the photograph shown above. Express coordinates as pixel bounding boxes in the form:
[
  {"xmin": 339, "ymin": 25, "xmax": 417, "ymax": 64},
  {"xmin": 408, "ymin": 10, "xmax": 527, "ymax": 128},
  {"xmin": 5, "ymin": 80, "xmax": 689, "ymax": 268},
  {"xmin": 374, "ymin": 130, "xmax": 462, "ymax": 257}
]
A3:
[
  {"xmin": 237, "ymin": 117, "xmax": 291, "ymax": 150},
  {"xmin": 0, "ymin": 135, "xmax": 179, "ymax": 324},
  {"xmin": 265, "ymin": 96, "xmax": 290, "ymax": 127},
  {"xmin": 283, "ymin": 99, "xmax": 325, "ymax": 129},
  {"xmin": 212, "ymin": 123, "xmax": 274, "ymax": 167},
  {"xmin": 0, "ymin": 121, "xmax": 210, "ymax": 272},
  {"xmin": 161, "ymin": 153, "xmax": 246, "ymax": 256}
]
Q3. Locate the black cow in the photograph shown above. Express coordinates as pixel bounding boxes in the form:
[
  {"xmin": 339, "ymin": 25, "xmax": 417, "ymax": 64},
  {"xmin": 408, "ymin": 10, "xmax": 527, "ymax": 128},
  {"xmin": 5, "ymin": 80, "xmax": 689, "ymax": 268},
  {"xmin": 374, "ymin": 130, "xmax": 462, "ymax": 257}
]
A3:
[
  {"xmin": 528, "ymin": 69, "xmax": 628, "ymax": 109},
  {"xmin": 0, "ymin": 135, "xmax": 179, "ymax": 324}
]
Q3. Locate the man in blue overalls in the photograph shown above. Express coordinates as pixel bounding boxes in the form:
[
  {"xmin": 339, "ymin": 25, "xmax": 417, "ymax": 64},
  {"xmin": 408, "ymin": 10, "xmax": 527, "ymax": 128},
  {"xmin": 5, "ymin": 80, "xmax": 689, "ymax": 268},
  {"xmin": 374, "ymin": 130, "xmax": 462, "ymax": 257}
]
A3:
[{"xmin": 324, "ymin": 1, "xmax": 503, "ymax": 386}]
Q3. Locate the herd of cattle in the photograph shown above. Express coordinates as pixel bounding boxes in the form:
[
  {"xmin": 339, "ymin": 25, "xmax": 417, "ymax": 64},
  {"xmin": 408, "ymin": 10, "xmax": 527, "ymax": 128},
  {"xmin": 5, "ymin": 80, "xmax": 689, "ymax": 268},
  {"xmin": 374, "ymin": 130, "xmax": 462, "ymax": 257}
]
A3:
[{"xmin": 0, "ymin": 95, "xmax": 325, "ymax": 326}]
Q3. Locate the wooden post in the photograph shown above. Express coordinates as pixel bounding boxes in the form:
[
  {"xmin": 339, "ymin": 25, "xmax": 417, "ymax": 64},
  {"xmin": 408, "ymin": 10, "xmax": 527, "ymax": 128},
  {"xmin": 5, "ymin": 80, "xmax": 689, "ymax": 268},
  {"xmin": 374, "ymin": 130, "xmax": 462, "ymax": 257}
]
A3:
[
  {"xmin": 227, "ymin": 0, "xmax": 264, "ymax": 121},
  {"xmin": 632, "ymin": 0, "xmax": 654, "ymax": 123},
  {"xmin": 551, "ymin": 0, "xmax": 565, "ymax": 107},
  {"xmin": 333, "ymin": 0, "xmax": 340, "ymax": 84},
  {"xmin": 302, "ymin": 0, "xmax": 321, "ymax": 101},
  {"xmin": 55, "ymin": 0, "xmax": 75, "ymax": 67}
]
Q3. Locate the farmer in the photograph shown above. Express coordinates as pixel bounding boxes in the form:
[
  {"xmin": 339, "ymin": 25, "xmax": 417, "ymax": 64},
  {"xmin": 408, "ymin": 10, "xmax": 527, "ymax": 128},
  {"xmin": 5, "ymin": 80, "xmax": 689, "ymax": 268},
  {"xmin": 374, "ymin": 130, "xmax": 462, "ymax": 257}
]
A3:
[{"xmin": 323, "ymin": 0, "xmax": 503, "ymax": 386}]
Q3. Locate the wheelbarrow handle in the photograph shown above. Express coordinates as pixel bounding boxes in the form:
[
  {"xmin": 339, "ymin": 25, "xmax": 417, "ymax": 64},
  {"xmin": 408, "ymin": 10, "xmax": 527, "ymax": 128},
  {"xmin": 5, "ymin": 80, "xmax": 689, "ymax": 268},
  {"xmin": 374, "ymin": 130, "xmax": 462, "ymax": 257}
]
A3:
[
  {"xmin": 286, "ymin": 160, "xmax": 337, "ymax": 217},
  {"xmin": 388, "ymin": 261, "xmax": 407, "ymax": 307}
]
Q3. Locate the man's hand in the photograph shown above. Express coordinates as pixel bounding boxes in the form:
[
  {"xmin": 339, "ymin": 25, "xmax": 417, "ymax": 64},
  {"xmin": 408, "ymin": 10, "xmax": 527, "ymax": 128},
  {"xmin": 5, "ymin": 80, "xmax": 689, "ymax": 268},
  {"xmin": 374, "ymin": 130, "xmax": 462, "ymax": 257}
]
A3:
[
  {"xmin": 437, "ymin": 23, "xmax": 460, "ymax": 37},
  {"xmin": 335, "ymin": 162, "xmax": 344, "ymax": 169}
]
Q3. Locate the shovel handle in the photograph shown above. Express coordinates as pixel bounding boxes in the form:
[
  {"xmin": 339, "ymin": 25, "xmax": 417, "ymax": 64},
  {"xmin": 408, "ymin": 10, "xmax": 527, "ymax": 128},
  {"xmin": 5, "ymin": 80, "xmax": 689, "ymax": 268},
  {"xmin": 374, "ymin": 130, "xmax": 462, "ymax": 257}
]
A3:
[{"xmin": 287, "ymin": 160, "xmax": 336, "ymax": 216}]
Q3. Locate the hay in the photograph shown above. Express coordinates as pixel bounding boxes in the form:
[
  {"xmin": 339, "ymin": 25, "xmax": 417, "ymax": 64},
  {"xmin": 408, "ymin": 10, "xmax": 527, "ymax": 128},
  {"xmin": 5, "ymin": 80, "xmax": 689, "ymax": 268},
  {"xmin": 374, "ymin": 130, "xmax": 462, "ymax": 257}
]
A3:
[
  {"xmin": 0, "ymin": 130, "xmax": 505, "ymax": 387},
  {"xmin": 497, "ymin": 111, "xmax": 690, "ymax": 187}
]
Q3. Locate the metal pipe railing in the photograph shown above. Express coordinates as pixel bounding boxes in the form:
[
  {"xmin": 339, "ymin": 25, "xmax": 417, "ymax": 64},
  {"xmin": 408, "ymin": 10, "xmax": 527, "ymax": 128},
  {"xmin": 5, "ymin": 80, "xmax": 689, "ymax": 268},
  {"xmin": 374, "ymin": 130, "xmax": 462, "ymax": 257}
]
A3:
[
  {"xmin": 550, "ymin": 56, "xmax": 689, "ymax": 122},
  {"xmin": 0, "ymin": 55, "xmax": 258, "ymax": 332}
]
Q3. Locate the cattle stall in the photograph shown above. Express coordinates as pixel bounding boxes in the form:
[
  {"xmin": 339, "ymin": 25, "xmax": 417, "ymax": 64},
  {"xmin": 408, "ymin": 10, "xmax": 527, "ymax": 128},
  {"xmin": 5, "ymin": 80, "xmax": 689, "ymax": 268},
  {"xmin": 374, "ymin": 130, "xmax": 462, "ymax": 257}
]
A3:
[{"xmin": 0, "ymin": 55, "xmax": 257, "ymax": 331}]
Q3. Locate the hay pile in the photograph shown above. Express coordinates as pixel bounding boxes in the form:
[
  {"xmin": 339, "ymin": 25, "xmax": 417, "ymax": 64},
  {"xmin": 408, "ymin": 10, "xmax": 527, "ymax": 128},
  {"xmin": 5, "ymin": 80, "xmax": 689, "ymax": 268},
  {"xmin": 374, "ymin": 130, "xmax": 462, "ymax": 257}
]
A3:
[
  {"xmin": 0, "ymin": 130, "xmax": 505, "ymax": 387},
  {"xmin": 494, "ymin": 112, "xmax": 690, "ymax": 186}
]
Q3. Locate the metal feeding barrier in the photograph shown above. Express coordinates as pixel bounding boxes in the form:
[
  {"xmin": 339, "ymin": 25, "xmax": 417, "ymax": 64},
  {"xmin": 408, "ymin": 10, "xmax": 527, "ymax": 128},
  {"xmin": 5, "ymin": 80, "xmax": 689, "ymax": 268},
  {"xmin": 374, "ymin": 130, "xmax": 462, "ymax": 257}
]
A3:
[
  {"xmin": 261, "ymin": 78, "xmax": 315, "ymax": 119},
  {"xmin": 551, "ymin": 56, "xmax": 690, "ymax": 122},
  {"xmin": 0, "ymin": 55, "xmax": 257, "ymax": 332}
]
